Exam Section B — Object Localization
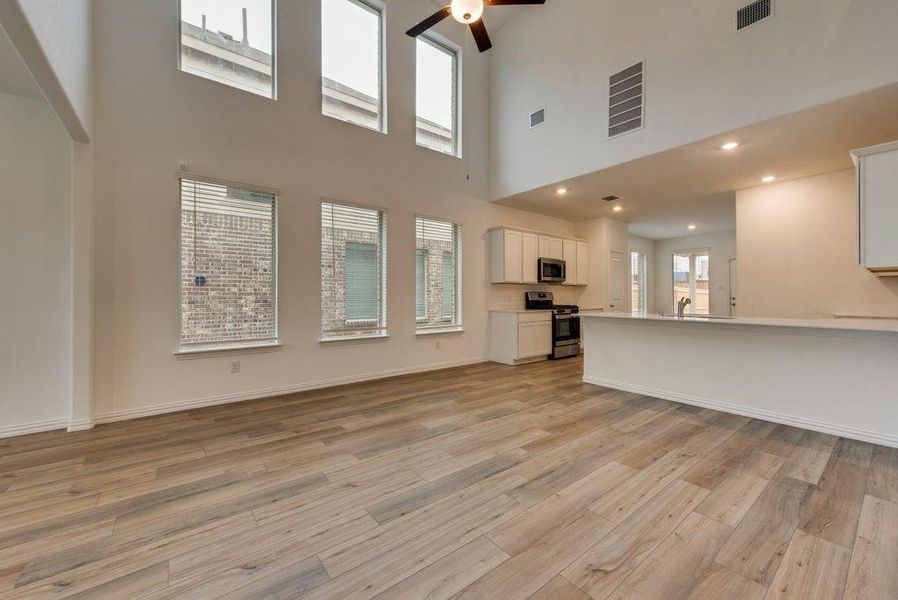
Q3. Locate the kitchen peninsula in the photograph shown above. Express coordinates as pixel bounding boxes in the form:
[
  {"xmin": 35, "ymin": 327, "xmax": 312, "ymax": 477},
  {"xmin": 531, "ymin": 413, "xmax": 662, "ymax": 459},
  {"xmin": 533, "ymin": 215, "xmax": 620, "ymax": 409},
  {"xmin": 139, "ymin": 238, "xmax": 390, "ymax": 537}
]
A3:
[{"xmin": 581, "ymin": 312, "xmax": 898, "ymax": 447}]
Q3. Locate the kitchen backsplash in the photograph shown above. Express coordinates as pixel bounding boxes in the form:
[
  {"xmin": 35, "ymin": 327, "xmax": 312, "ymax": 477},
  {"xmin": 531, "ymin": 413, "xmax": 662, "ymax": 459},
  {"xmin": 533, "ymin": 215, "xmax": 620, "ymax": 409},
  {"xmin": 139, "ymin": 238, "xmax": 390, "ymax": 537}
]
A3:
[{"xmin": 488, "ymin": 283, "xmax": 586, "ymax": 310}]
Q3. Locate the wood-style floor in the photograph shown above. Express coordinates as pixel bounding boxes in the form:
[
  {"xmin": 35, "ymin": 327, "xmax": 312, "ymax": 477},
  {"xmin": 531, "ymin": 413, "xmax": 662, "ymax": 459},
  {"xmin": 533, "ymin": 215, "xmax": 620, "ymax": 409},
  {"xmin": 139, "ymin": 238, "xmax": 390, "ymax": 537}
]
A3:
[{"xmin": 1, "ymin": 358, "xmax": 897, "ymax": 599}]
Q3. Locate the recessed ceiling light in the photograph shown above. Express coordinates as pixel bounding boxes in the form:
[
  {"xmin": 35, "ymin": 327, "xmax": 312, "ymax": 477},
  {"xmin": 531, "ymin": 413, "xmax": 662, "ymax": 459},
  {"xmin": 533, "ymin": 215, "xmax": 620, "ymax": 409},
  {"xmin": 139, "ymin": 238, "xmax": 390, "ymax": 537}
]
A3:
[
  {"xmin": 613, "ymin": 206, "xmax": 623, "ymax": 212},
  {"xmin": 721, "ymin": 142, "xmax": 740, "ymax": 151},
  {"xmin": 762, "ymin": 175, "xmax": 776, "ymax": 183},
  {"xmin": 556, "ymin": 188, "xmax": 568, "ymax": 196},
  {"xmin": 688, "ymin": 224, "xmax": 697, "ymax": 230}
]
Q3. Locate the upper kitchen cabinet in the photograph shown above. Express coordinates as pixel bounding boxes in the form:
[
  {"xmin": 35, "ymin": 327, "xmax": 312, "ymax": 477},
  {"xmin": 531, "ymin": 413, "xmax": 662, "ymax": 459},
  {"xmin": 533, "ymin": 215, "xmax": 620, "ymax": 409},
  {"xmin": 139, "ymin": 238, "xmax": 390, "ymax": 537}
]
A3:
[
  {"xmin": 853, "ymin": 141, "xmax": 898, "ymax": 276},
  {"xmin": 538, "ymin": 236, "xmax": 564, "ymax": 260},
  {"xmin": 489, "ymin": 227, "xmax": 588, "ymax": 285}
]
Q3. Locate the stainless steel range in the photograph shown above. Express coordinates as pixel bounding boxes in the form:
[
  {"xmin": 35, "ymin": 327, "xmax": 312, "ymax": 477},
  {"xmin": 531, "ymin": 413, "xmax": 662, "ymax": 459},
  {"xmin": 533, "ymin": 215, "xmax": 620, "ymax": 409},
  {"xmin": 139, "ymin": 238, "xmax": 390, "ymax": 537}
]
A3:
[{"xmin": 525, "ymin": 292, "xmax": 581, "ymax": 360}]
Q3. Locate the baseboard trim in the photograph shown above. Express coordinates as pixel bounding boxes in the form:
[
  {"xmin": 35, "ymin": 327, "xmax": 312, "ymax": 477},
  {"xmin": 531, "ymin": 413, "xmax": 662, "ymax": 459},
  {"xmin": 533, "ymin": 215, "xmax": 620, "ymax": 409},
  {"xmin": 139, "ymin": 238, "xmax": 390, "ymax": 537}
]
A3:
[
  {"xmin": 95, "ymin": 357, "xmax": 490, "ymax": 424},
  {"xmin": 0, "ymin": 418, "xmax": 69, "ymax": 439},
  {"xmin": 67, "ymin": 418, "xmax": 95, "ymax": 432},
  {"xmin": 583, "ymin": 375, "xmax": 898, "ymax": 449}
]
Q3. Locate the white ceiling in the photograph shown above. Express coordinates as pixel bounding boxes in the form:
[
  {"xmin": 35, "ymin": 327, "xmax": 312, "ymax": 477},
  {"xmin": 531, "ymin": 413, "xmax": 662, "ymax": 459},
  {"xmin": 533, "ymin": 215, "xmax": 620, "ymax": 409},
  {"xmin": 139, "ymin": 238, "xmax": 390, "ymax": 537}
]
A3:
[
  {"xmin": 0, "ymin": 24, "xmax": 42, "ymax": 101},
  {"xmin": 627, "ymin": 192, "xmax": 735, "ymax": 241},
  {"xmin": 496, "ymin": 84, "xmax": 898, "ymax": 227}
]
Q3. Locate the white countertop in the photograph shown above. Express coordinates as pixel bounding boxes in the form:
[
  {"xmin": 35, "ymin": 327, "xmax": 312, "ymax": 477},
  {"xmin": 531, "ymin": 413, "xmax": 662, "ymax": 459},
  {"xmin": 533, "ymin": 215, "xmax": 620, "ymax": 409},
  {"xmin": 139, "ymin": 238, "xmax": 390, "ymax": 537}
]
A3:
[{"xmin": 581, "ymin": 311, "xmax": 898, "ymax": 334}]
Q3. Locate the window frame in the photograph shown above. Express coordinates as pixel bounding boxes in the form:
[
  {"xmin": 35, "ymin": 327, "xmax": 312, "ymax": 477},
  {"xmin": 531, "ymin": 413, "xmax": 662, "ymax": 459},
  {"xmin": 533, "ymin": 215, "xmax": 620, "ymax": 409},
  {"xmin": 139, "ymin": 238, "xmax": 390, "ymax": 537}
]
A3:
[
  {"xmin": 320, "ymin": 0, "xmax": 388, "ymax": 134},
  {"xmin": 176, "ymin": 174, "xmax": 280, "ymax": 355},
  {"xmin": 177, "ymin": 0, "xmax": 278, "ymax": 99},
  {"xmin": 415, "ymin": 33, "xmax": 462, "ymax": 158},
  {"xmin": 319, "ymin": 199, "xmax": 389, "ymax": 342},
  {"xmin": 415, "ymin": 215, "xmax": 463, "ymax": 334},
  {"xmin": 671, "ymin": 248, "xmax": 710, "ymax": 315},
  {"xmin": 630, "ymin": 250, "xmax": 647, "ymax": 315},
  {"xmin": 416, "ymin": 249, "xmax": 428, "ymax": 323}
]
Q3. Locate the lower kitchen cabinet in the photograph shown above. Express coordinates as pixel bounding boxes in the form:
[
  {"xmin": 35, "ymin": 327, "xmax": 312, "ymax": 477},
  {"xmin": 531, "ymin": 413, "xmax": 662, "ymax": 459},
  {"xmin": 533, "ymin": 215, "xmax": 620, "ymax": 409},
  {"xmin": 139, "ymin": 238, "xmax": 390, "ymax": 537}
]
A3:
[{"xmin": 489, "ymin": 311, "xmax": 553, "ymax": 365}]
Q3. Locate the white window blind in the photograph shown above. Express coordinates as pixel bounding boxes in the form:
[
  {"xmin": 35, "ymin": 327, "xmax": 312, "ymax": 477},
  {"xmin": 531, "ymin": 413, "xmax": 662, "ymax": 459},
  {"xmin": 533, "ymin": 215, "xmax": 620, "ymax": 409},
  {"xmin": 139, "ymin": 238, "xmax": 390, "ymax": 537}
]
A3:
[
  {"xmin": 631, "ymin": 250, "xmax": 647, "ymax": 314},
  {"xmin": 179, "ymin": 0, "xmax": 276, "ymax": 98},
  {"xmin": 321, "ymin": 0, "xmax": 385, "ymax": 132},
  {"xmin": 179, "ymin": 177, "xmax": 277, "ymax": 350},
  {"xmin": 416, "ymin": 36, "xmax": 459, "ymax": 156},
  {"xmin": 416, "ymin": 217, "xmax": 461, "ymax": 331},
  {"xmin": 321, "ymin": 202, "xmax": 387, "ymax": 339}
]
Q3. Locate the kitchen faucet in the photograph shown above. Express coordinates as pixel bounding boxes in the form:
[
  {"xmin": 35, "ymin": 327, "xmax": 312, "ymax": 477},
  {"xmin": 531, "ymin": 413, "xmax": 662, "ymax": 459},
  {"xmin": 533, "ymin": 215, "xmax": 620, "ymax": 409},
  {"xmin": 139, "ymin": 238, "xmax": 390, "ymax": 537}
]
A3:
[{"xmin": 677, "ymin": 297, "xmax": 692, "ymax": 319}]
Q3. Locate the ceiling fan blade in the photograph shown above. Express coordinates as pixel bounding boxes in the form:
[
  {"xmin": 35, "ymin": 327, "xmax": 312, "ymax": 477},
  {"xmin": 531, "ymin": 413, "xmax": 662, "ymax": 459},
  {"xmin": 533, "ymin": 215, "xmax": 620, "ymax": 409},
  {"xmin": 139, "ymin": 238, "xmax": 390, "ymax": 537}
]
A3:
[
  {"xmin": 406, "ymin": 6, "xmax": 451, "ymax": 37},
  {"xmin": 486, "ymin": 0, "xmax": 546, "ymax": 5},
  {"xmin": 469, "ymin": 19, "xmax": 493, "ymax": 53}
]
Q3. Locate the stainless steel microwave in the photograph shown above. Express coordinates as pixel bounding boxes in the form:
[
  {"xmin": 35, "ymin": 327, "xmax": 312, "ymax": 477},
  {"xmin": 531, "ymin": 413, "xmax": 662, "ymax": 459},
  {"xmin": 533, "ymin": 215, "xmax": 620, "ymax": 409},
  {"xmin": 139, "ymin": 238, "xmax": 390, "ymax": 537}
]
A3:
[{"xmin": 538, "ymin": 258, "xmax": 566, "ymax": 283}]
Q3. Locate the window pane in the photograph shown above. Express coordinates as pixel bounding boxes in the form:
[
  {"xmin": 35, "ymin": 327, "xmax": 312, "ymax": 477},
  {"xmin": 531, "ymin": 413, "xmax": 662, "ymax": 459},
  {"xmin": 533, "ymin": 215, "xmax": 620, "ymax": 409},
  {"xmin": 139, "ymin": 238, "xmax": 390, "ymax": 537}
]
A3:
[
  {"xmin": 416, "ymin": 217, "xmax": 461, "ymax": 330},
  {"xmin": 179, "ymin": 0, "xmax": 275, "ymax": 98},
  {"xmin": 672, "ymin": 250, "xmax": 709, "ymax": 315},
  {"xmin": 321, "ymin": 202, "xmax": 387, "ymax": 338},
  {"xmin": 416, "ymin": 250, "xmax": 427, "ymax": 319},
  {"xmin": 322, "ymin": 0, "xmax": 383, "ymax": 131},
  {"xmin": 631, "ymin": 251, "xmax": 645, "ymax": 314},
  {"xmin": 180, "ymin": 178, "xmax": 277, "ymax": 349},
  {"xmin": 416, "ymin": 37, "xmax": 458, "ymax": 156}
]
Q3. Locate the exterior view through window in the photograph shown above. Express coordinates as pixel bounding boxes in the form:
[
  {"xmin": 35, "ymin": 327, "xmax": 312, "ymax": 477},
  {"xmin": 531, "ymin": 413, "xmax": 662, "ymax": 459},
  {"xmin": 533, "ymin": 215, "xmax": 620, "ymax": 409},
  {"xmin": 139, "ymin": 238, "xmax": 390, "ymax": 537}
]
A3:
[
  {"xmin": 179, "ymin": 0, "xmax": 275, "ymax": 98},
  {"xmin": 672, "ymin": 250, "xmax": 710, "ymax": 315},
  {"xmin": 321, "ymin": 202, "xmax": 387, "ymax": 339},
  {"xmin": 321, "ymin": 0, "xmax": 385, "ymax": 132},
  {"xmin": 416, "ymin": 37, "xmax": 459, "ymax": 156},
  {"xmin": 631, "ymin": 250, "xmax": 646, "ymax": 314},
  {"xmin": 179, "ymin": 178, "xmax": 277, "ymax": 350},
  {"xmin": 416, "ymin": 217, "xmax": 462, "ymax": 331}
]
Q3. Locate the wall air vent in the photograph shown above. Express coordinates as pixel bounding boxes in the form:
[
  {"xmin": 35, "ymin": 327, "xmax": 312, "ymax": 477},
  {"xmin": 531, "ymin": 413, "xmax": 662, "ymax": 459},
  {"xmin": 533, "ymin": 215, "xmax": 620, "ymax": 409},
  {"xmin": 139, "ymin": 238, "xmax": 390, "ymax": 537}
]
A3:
[
  {"xmin": 608, "ymin": 62, "xmax": 644, "ymax": 138},
  {"xmin": 530, "ymin": 108, "xmax": 546, "ymax": 129},
  {"xmin": 737, "ymin": 0, "xmax": 772, "ymax": 31}
]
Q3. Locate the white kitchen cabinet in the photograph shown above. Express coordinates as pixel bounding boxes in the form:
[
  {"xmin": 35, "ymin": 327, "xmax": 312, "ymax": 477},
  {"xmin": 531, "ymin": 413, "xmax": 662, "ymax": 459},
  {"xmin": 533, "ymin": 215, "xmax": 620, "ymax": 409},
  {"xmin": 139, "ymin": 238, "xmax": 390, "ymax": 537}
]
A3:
[
  {"xmin": 522, "ymin": 232, "xmax": 539, "ymax": 284},
  {"xmin": 489, "ymin": 311, "xmax": 553, "ymax": 365},
  {"xmin": 538, "ymin": 236, "xmax": 564, "ymax": 260},
  {"xmin": 562, "ymin": 239, "xmax": 577, "ymax": 286},
  {"xmin": 576, "ymin": 241, "xmax": 590, "ymax": 285},
  {"xmin": 490, "ymin": 229, "xmax": 522, "ymax": 283},
  {"xmin": 853, "ymin": 141, "xmax": 898, "ymax": 276}
]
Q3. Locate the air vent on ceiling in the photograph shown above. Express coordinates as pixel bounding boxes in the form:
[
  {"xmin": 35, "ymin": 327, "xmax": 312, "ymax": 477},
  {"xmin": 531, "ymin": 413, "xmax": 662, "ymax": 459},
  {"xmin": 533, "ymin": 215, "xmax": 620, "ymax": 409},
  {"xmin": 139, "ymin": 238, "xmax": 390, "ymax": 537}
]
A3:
[
  {"xmin": 737, "ymin": 0, "xmax": 772, "ymax": 30},
  {"xmin": 530, "ymin": 108, "xmax": 546, "ymax": 129},
  {"xmin": 608, "ymin": 62, "xmax": 644, "ymax": 138}
]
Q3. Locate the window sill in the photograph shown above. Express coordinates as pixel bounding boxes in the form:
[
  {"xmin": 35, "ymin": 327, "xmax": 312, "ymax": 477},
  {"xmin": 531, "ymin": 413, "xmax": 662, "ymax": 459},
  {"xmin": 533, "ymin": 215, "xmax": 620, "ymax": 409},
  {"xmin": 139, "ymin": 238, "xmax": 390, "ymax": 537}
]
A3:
[
  {"xmin": 175, "ymin": 343, "xmax": 282, "ymax": 359},
  {"xmin": 416, "ymin": 327, "xmax": 464, "ymax": 337},
  {"xmin": 319, "ymin": 333, "xmax": 390, "ymax": 344}
]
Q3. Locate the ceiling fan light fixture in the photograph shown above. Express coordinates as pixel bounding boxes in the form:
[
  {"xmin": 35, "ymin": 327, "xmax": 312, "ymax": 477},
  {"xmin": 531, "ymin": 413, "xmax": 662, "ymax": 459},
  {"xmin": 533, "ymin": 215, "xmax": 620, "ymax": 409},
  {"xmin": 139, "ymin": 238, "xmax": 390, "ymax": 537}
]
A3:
[{"xmin": 450, "ymin": 0, "xmax": 484, "ymax": 23}]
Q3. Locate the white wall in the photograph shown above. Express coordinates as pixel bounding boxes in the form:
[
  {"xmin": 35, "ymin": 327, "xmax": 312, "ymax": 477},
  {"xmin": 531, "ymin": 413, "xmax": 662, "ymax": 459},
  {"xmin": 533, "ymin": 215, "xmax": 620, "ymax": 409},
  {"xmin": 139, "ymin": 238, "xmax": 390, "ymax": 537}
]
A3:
[
  {"xmin": 489, "ymin": 0, "xmax": 898, "ymax": 200},
  {"xmin": 89, "ymin": 0, "xmax": 581, "ymax": 419},
  {"xmin": 0, "ymin": 92, "xmax": 73, "ymax": 435},
  {"xmin": 629, "ymin": 235, "xmax": 656, "ymax": 314},
  {"xmin": 575, "ymin": 217, "xmax": 629, "ymax": 311},
  {"xmin": 737, "ymin": 169, "xmax": 898, "ymax": 319},
  {"xmin": 654, "ymin": 231, "xmax": 736, "ymax": 316}
]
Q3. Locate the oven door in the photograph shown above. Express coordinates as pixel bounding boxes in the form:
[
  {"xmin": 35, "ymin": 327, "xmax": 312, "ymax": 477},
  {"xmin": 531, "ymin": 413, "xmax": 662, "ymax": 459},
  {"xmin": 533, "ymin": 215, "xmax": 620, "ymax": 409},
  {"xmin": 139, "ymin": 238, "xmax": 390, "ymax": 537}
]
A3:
[{"xmin": 553, "ymin": 314, "xmax": 581, "ymax": 345}]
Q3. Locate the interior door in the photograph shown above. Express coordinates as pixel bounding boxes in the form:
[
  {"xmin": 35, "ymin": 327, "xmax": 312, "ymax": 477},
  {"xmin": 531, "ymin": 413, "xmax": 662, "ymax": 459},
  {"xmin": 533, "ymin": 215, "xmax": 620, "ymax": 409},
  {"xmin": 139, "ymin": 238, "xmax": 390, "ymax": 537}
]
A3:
[
  {"xmin": 729, "ymin": 258, "xmax": 737, "ymax": 317},
  {"xmin": 609, "ymin": 251, "xmax": 627, "ymax": 312}
]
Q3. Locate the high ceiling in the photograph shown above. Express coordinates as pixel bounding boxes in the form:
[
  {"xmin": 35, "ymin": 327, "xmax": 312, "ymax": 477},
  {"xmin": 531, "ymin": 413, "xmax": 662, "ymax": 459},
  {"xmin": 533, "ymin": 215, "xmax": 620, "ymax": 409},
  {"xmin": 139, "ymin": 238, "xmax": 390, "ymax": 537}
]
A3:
[
  {"xmin": 0, "ymin": 24, "xmax": 42, "ymax": 100},
  {"xmin": 496, "ymin": 84, "xmax": 898, "ymax": 230}
]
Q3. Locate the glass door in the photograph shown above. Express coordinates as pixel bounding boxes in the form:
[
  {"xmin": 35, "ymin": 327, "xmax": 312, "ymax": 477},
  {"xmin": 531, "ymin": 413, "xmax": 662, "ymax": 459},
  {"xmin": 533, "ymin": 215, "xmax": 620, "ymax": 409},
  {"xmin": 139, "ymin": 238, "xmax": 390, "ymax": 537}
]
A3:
[{"xmin": 672, "ymin": 250, "xmax": 710, "ymax": 315}]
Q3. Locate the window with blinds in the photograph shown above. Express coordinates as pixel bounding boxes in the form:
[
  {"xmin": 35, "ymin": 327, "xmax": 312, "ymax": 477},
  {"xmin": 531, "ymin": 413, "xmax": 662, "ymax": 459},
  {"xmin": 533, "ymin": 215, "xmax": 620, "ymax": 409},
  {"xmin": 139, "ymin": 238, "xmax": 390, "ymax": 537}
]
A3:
[
  {"xmin": 630, "ymin": 250, "xmax": 647, "ymax": 315},
  {"xmin": 179, "ymin": 177, "xmax": 277, "ymax": 350},
  {"xmin": 416, "ymin": 36, "xmax": 459, "ymax": 156},
  {"xmin": 321, "ymin": 201, "xmax": 387, "ymax": 339},
  {"xmin": 416, "ymin": 217, "xmax": 462, "ymax": 331}
]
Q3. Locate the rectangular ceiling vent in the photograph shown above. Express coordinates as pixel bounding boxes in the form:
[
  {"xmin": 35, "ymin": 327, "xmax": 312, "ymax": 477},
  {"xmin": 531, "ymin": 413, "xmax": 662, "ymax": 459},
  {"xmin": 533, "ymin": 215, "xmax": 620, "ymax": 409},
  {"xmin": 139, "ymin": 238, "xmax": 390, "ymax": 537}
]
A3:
[
  {"xmin": 737, "ymin": 0, "xmax": 772, "ymax": 31},
  {"xmin": 608, "ymin": 62, "xmax": 644, "ymax": 138},
  {"xmin": 529, "ymin": 108, "xmax": 546, "ymax": 129}
]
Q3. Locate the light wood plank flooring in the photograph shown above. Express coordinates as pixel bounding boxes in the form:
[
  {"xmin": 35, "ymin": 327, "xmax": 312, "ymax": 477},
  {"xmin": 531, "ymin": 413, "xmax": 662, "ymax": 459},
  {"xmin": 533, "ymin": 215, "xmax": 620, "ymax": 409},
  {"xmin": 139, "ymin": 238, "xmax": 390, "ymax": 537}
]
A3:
[{"xmin": 1, "ymin": 357, "xmax": 897, "ymax": 599}]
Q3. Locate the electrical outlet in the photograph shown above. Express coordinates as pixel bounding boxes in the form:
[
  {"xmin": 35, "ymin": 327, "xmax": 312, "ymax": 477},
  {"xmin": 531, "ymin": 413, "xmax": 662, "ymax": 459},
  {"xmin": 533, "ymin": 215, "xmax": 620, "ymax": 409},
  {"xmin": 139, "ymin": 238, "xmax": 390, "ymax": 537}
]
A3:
[{"xmin": 230, "ymin": 360, "xmax": 241, "ymax": 374}]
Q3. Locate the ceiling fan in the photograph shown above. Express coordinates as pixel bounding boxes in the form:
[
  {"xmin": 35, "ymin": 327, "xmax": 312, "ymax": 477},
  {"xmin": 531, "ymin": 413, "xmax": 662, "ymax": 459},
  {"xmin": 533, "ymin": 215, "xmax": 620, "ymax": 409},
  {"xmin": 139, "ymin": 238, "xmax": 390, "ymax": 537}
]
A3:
[{"xmin": 406, "ymin": 0, "xmax": 546, "ymax": 53}]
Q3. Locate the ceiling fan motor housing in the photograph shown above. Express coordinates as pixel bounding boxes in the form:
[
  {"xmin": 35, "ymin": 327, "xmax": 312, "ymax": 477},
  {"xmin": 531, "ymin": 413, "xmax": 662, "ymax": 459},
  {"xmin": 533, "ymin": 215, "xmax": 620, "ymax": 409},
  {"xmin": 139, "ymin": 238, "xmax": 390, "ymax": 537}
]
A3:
[{"xmin": 451, "ymin": 0, "xmax": 484, "ymax": 23}]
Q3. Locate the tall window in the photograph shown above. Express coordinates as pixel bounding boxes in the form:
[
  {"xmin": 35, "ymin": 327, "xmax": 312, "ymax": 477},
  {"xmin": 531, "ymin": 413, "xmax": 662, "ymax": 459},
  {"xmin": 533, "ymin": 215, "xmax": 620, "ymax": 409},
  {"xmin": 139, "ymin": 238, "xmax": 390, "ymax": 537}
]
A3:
[
  {"xmin": 672, "ymin": 250, "xmax": 710, "ymax": 315},
  {"xmin": 416, "ymin": 36, "xmax": 459, "ymax": 156},
  {"xmin": 416, "ymin": 217, "xmax": 462, "ymax": 331},
  {"xmin": 631, "ymin": 251, "xmax": 647, "ymax": 314},
  {"xmin": 179, "ymin": 178, "xmax": 277, "ymax": 350},
  {"xmin": 321, "ymin": 202, "xmax": 387, "ymax": 339},
  {"xmin": 321, "ymin": 0, "xmax": 385, "ymax": 132},
  {"xmin": 179, "ymin": 0, "xmax": 276, "ymax": 98}
]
